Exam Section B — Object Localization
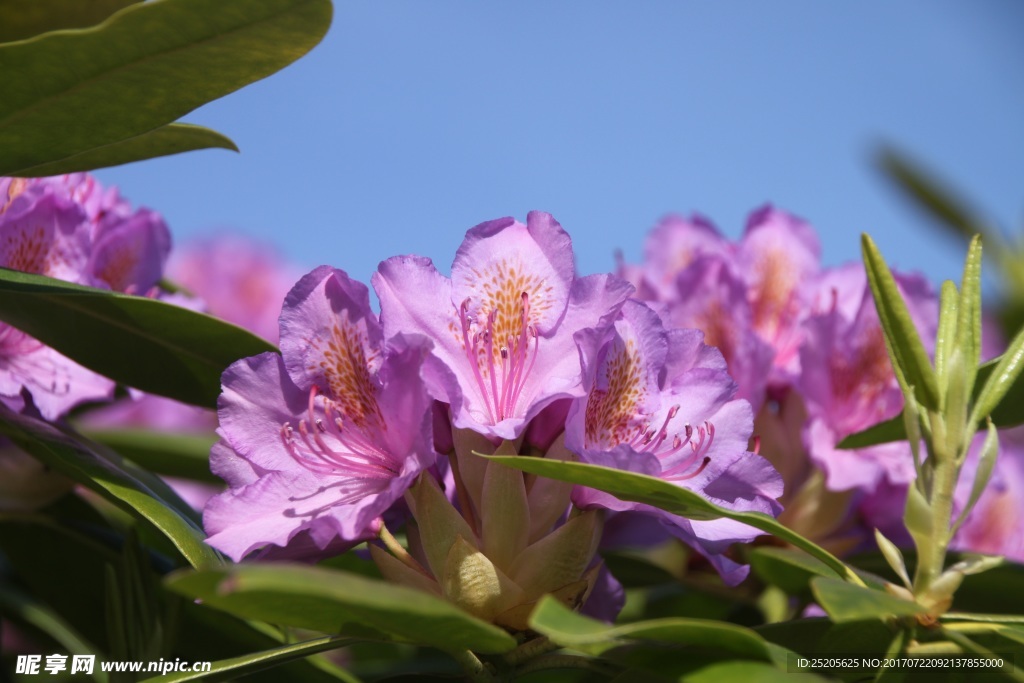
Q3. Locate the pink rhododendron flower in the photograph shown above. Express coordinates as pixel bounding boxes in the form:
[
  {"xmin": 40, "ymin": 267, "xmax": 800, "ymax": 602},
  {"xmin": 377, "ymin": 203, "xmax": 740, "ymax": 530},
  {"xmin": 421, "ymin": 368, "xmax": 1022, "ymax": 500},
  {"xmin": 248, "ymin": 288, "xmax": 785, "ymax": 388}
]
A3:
[
  {"xmin": 168, "ymin": 234, "xmax": 302, "ymax": 344},
  {"xmin": 0, "ymin": 175, "xmax": 170, "ymax": 420},
  {"xmin": 565, "ymin": 300, "xmax": 783, "ymax": 584},
  {"xmin": 799, "ymin": 263, "xmax": 938, "ymax": 492},
  {"xmin": 373, "ymin": 211, "xmax": 632, "ymax": 440},
  {"xmin": 204, "ymin": 267, "xmax": 437, "ymax": 560},
  {"xmin": 622, "ymin": 205, "xmax": 820, "ymax": 407}
]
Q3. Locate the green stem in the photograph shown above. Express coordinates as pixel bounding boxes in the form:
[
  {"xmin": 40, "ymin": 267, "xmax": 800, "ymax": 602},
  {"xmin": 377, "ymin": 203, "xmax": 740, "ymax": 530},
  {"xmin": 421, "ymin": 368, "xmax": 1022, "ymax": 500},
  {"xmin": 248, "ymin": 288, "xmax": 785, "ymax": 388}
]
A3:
[
  {"xmin": 378, "ymin": 523, "xmax": 432, "ymax": 578},
  {"xmin": 450, "ymin": 649, "xmax": 496, "ymax": 683}
]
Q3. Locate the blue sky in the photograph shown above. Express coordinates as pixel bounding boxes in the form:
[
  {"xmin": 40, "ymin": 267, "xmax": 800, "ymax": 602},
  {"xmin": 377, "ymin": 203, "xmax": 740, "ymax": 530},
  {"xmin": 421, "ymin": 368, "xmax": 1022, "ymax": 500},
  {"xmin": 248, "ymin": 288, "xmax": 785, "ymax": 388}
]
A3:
[{"xmin": 96, "ymin": 1, "xmax": 1024, "ymax": 294}]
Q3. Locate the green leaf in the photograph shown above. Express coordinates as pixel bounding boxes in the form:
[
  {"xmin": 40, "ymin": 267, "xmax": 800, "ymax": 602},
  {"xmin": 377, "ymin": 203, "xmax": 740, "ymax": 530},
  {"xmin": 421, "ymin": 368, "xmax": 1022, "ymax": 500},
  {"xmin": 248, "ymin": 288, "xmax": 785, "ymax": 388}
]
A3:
[
  {"xmin": 10, "ymin": 123, "xmax": 237, "ymax": 176},
  {"xmin": 0, "ymin": 0, "xmax": 139, "ymax": 43},
  {"xmin": 0, "ymin": 584, "xmax": 105, "ymax": 671},
  {"xmin": 167, "ymin": 564, "xmax": 517, "ymax": 655},
  {"xmin": 877, "ymin": 146, "xmax": 997, "ymax": 247},
  {"xmin": 0, "ymin": 403, "xmax": 220, "ymax": 569},
  {"xmin": 529, "ymin": 595, "xmax": 778, "ymax": 662},
  {"xmin": 837, "ymin": 414, "xmax": 905, "ymax": 449},
  {"xmin": 971, "ymin": 324, "xmax": 1024, "ymax": 429},
  {"xmin": 0, "ymin": 268, "xmax": 277, "ymax": 408},
  {"xmin": 138, "ymin": 635, "xmax": 356, "ymax": 683},
  {"xmin": 934, "ymin": 280, "xmax": 960, "ymax": 391},
  {"xmin": 957, "ymin": 236, "xmax": 983, "ymax": 395},
  {"xmin": 810, "ymin": 576, "xmax": 926, "ymax": 623},
  {"xmin": 482, "ymin": 454, "xmax": 864, "ymax": 586},
  {"xmin": 748, "ymin": 547, "xmax": 838, "ymax": 596},
  {"xmin": 861, "ymin": 234, "xmax": 940, "ymax": 410},
  {"xmin": 0, "ymin": 0, "xmax": 332, "ymax": 175},
  {"xmin": 82, "ymin": 428, "xmax": 218, "ymax": 483}
]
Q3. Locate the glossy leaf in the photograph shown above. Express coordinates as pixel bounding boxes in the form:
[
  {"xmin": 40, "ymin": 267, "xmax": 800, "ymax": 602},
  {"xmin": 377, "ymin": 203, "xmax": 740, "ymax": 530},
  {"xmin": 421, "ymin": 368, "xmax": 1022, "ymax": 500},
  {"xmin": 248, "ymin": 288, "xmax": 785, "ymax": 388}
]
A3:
[
  {"xmin": 167, "ymin": 564, "xmax": 517, "ymax": 655},
  {"xmin": 83, "ymin": 428, "xmax": 218, "ymax": 483},
  {"xmin": 0, "ymin": 0, "xmax": 139, "ymax": 42},
  {"xmin": 0, "ymin": 268, "xmax": 277, "ymax": 408},
  {"xmin": 810, "ymin": 576, "xmax": 926, "ymax": 623},
  {"xmin": 861, "ymin": 234, "xmax": 940, "ymax": 410},
  {"xmin": 11, "ymin": 123, "xmax": 238, "ymax": 177},
  {"xmin": 529, "ymin": 595, "xmax": 778, "ymax": 662},
  {"xmin": 0, "ymin": 0, "xmax": 332, "ymax": 175},
  {"xmin": 483, "ymin": 454, "xmax": 863, "ymax": 586},
  {"xmin": 138, "ymin": 635, "xmax": 357, "ymax": 683},
  {"xmin": 0, "ymin": 403, "xmax": 220, "ymax": 569}
]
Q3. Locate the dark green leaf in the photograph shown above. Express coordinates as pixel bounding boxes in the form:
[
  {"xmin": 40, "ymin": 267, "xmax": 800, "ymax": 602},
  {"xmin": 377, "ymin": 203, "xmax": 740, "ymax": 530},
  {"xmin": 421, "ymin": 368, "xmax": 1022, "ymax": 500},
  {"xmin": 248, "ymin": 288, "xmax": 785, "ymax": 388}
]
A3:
[
  {"xmin": 167, "ymin": 564, "xmax": 517, "ymax": 655},
  {"xmin": 0, "ymin": 403, "xmax": 220, "ymax": 569},
  {"xmin": 810, "ymin": 577, "xmax": 925, "ymax": 623},
  {"xmin": 483, "ymin": 454, "xmax": 863, "ymax": 586},
  {"xmin": 0, "ymin": 268, "xmax": 276, "ymax": 408},
  {"xmin": 748, "ymin": 547, "xmax": 835, "ymax": 595},
  {"xmin": 0, "ymin": 584, "xmax": 105, "ymax": 668},
  {"xmin": 83, "ymin": 428, "xmax": 218, "ymax": 483},
  {"xmin": 528, "ymin": 595, "xmax": 778, "ymax": 662},
  {"xmin": 0, "ymin": 0, "xmax": 139, "ymax": 43},
  {"xmin": 138, "ymin": 635, "xmax": 357, "ymax": 683},
  {"xmin": 0, "ymin": 0, "xmax": 332, "ymax": 175},
  {"xmin": 11, "ymin": 123, "xmax": 237, "ymax": 176},
  {"xmin": 861, "ymin": 234, "xmax": 940, "ymax": 410}
]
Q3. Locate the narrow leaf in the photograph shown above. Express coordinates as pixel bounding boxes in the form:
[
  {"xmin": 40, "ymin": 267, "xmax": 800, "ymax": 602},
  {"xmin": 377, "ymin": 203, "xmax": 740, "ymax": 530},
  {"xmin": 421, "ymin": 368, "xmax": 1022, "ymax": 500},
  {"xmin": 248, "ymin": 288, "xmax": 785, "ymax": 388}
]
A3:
[
  {"xmin": 957, "ymin": 235, "xmax": 983, "ymax": 397},
  {"xmin": 0, "ymin": 268, "xmax": 276, "ymax": 408},
  {"xmin": 167, "ymin": 564, "xmax": 517, "ymax": 654},
  {"xmin": 0, "ymin": 403, "xmax": 220, "ymax": 569},
  {"xmin": 951, "ymin": 420, "xmax": 999, "ymax": 536},
  {"xmin": 0, "ymin": 0, "xmax": 139, "ymax": 43},
  {"xmin": 810, "ymin": 576, "xmax": 926, "ymax": 623},
  {"xmin": 0, "ymin": 0, "xmax": 332, "ymax": 174},
  {"xmin": 82, "ymin": 428, "xmax": 219, "ymax": 483},
  {"xmin": 970, "ymin": 324, "xmax": 1024, "ymax": 428},
  {"xmin": 138, "ymin": 635, "xmax": 355, "ymax": 683},
  {"xmin": 484, "ymin": 454, "xmax": 864, "ymax": 586},
  {"xmin": 877, "ymin": 147, "xmax": 998, "ymax": 247},
  {"xmin": 748, "ymin": 547, "xmax": 834, "ymax": 595},
  {"xmin": 529, "ymin": 595, "xmax": 776, "ymax": 661},
  {"xmin": 861, "ymin": 234, "xmax": 940, "ymax": 409},
  {"xmin": 934, "ymin": 280, "xmax": 959, "ymax": 391},
  {"xmin": 874, "ymin": 529, "xmax": 912, "ymax": 590},
  {"xmin": 11, "ymin": 123, "xmax": 237, "ymax": 177}
]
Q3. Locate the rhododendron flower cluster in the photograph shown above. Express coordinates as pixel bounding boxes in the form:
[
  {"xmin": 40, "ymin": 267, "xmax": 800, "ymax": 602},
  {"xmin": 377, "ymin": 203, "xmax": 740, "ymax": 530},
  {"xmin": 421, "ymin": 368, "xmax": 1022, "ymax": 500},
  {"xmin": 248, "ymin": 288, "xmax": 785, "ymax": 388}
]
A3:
[
  {"xmin": 206, "ymin": 211, "xmax": 783, "ymax": 624},
  {"xmin": 0, "ymin": 175, "xmax": 169, "ymax": 420},
  {"xmin": 0, "ymin": 174, "xmax": 170, "ymax": 510},
  {"xmin": 619, "ymin": 205, "xmax": 1023, "ymax": 562}
]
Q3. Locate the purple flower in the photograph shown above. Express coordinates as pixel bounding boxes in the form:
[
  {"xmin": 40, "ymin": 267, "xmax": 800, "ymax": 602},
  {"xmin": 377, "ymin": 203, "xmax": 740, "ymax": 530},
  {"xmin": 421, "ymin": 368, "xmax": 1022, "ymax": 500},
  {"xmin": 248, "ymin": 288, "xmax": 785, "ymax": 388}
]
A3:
[
  {"xmin": 798, "ymin": 264, "xmax": 937, "ymax": 493},
  {"xmin": 168, "ymin": 234, "xmax": 303, "ymax": 344},
  {"xmin": 1, "ymin": 178, "xmax": 109, "ymax": 419},
  {"xmin": 373, "ymin": 211, "xmax": 631, "ymax": 440},
  {"xmin": 565, "ymin": 300, "xmax": 783, "ymax": 584},
  {"xmin": 204, "ymin": 267, "xmax": 437, "ymax": 560}
]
